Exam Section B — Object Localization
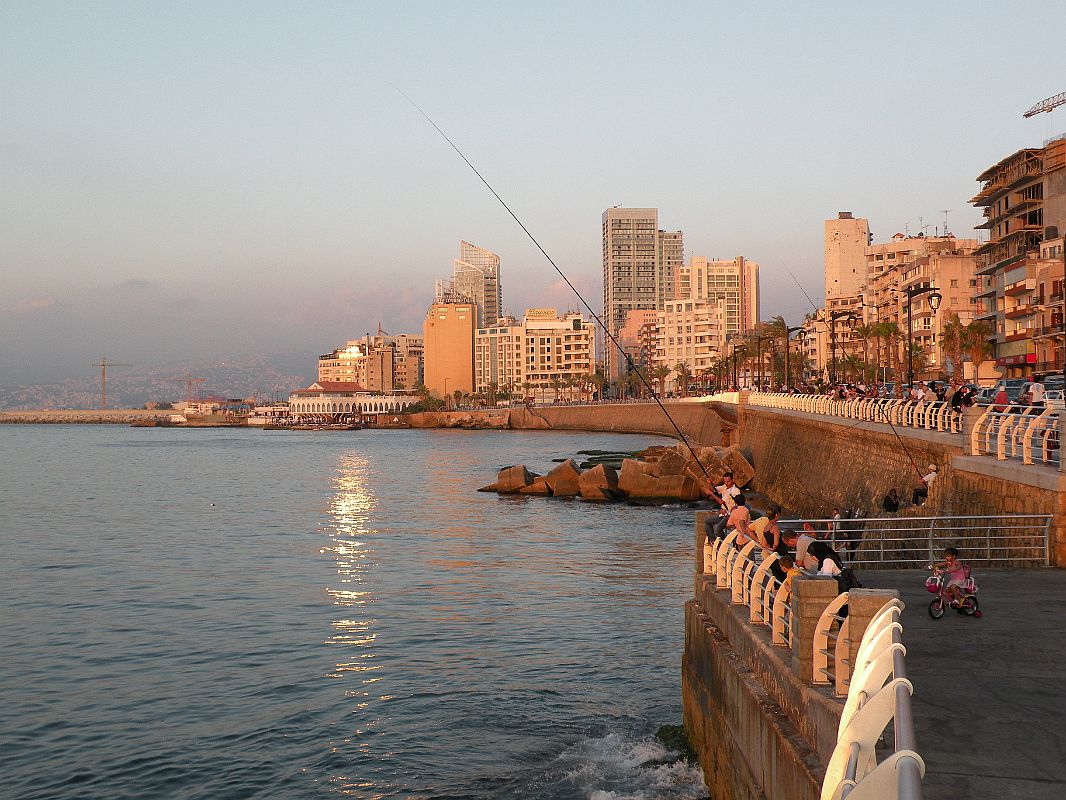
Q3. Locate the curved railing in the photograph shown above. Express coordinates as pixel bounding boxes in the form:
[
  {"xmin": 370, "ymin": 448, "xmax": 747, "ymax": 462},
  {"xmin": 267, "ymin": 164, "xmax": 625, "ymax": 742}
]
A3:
[
  {"xmin": 746, "ymin": 392, "xmax": 963, "ymax": 434},
  {"xmin": 971, "ymin": 405, "xmax": 1060, "ymax": 467},
  {"xmin": 821, "ymin": 598, "xmax": 924, "ymax": 800},
  {"xmin": 813, "ymin": 593, "xmax": 852, "ymax": 697},
  {"xmin": 705, "ymin": 530, "xmax": 792, "ymax": 647}
]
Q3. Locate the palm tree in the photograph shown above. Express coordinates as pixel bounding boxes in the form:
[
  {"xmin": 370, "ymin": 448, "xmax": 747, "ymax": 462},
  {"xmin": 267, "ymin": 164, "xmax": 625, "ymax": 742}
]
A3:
[
  {"xmin": 851, "ymin": 324, "xmax": 876, "ymax": 383},
  {"xmin": 964, "ymin": 320, "xmax": 995, "ymax": 382},
  {"xmin": 674, "ymin": 362, "xmax": 693, "ymax": 397},
  {"xmin": 588, "ymin": 370, "xmax": 608, "ymax": 401},
  {"xmin": 650, "ymin": 363, "xmax": 672, "ymax": 398}
]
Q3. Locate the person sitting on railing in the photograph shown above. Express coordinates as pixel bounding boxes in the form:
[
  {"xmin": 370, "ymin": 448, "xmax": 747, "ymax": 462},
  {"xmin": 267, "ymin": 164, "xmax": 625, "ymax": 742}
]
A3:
[
  {"xmin": 912, "ymin": 463, "xmax": 938, "ymax": 505},
  {"xmin": 701, "ymin": 471, "xmax": 741, "ymax": 542},
  {"xmin": 779, "ymin": 554, "xmax": 801, "ymax": 592},
  {"xmin": 725, "ymin": 493, "xmax": 753, "ymax": 545},
  {"xmin": 808, "ymin": 539, "xmax": 843, "ymax": 577},
  {"xmin": 993, "ymin": 385, "xmax": 1010, "ymax": 413},
  {"xmin": 750, "ymin": 504, "xmax": 782, "ymax": 556},
  {"xmin": 949, "ymin": 383, "xmax": 974, "ymax": 411}
]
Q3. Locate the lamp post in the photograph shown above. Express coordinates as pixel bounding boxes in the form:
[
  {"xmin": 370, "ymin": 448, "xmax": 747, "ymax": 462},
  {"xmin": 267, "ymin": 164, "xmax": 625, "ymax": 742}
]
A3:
[
  {"xmin": 783, "ymin": 324, "xmax": 803, "ymax": 391},
  {"xmin": 904, "ymin": 285, "xmax": 942, "ymax": 387},
  {"xmin": 444, "ymin": 376, "xmax": 452, "ymax": 409},
  {"xmin": 829, "ymin": 310, "xmax": 856, "ymax": 384}
]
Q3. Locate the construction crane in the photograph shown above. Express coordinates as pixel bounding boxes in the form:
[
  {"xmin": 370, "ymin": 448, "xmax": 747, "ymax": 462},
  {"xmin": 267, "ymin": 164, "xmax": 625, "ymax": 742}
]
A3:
[
  {"xmin": 92, "ymin": 358, "xmax": 131, "ymax": 409},
  {"xmin": 175, "ymin": 374, "xmax": 206, "ymax": 404},
  {"xmin": 1023, "ymin": 91, "xmax": 1066, "ymax": 118}
]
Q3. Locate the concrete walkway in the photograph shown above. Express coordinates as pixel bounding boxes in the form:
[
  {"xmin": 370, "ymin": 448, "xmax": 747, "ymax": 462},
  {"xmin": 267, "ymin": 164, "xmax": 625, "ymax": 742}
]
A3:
[{"xmin": 867, "ymin": 569, "xmax": 1066, "ymax": 800}]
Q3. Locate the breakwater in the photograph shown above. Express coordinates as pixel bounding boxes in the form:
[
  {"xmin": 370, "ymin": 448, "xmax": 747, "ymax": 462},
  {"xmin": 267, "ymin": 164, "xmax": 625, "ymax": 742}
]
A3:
[{"xmin": 0, "ymin": 409, "xmax": 178, "ymax": 424}]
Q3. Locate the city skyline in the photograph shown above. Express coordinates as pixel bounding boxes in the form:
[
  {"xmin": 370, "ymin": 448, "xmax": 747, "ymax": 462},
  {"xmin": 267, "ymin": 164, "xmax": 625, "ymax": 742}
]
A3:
[{"xmin": 3, "ymin": 3, "xmax": 1066, "ymax": 385}]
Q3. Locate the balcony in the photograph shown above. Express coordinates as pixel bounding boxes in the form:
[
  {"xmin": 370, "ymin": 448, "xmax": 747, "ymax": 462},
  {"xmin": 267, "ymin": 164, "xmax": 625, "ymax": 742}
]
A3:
[
  {"xmin": 1005, "ymin": 305, "xmax": 1038, "ymax": 319},
  {"xmin": 1004, "ymin": 329, "xmax": 1035, "ymax": 342},
  {"xmin": 1004, "ymin": 278, "xmax": 1036, "ymax": 296}
]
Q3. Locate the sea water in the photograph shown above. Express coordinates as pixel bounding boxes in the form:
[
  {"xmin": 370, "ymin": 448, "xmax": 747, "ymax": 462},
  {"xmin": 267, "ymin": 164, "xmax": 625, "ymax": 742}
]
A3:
[{"xmin": 0, "ymin": 425, "xmax": 707, "ymax": 799}]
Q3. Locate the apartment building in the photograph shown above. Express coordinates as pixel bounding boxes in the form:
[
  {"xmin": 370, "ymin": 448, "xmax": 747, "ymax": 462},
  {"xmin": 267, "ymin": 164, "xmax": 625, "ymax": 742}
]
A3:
[
  {"xmin": 618, "ymin": 309, "xmax": 659, "ymax": 374},
  {"xmin": 1034, "ymin": 236, "xmax": 1065, "ymax": 374},
  {"xmin": 677, "ymin": 256, "xmax": 760, "ymax": 337},
  {"xmin": 601, "ymin": 208, "xmax": 684, "ymax": 380},
  {"xmin": 653, "ymin": 298, "xmax": 725, "ymax": 393},
  {"xmin": 474, "ymin": 309, "xmax": 595, "ymax": 402},
  {"xmin": 971, "ymin": 137, "xmax": 1066, "ymax": 376},
  {"xmin": 317, "ymin": 333, "xmax": 424, "ymax": 391}
]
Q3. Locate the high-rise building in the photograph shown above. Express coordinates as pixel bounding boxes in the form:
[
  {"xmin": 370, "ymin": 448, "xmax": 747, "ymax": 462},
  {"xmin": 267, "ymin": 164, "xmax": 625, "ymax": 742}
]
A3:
[
  {"xmin": 474, "ymin": 308, "xmax": 595, "ymax": 402},
  {"xmin": 678, "ymin": 256, "xmax": 760, "ymax": 338},
  {"xmin": 452, "ymin": 240, "xmax": 502, "ymax": 329},
  {"xmin": 825, "ymin": 212, "xmax": 871, "ymax": 301},
  {"xmin": 601, "ymin": 208, "xmax": 684, "ymax": 380},
  {"xmin": 423, "ymin": 286, "xmax": 476, "ymax": 398},
  {"xmin": 653, "ymin": 298, "xmax": 725, "ymax": 393},
  {"xmin": 971, "ymin": 138, "xmax": 1066, "ymax": 376}
]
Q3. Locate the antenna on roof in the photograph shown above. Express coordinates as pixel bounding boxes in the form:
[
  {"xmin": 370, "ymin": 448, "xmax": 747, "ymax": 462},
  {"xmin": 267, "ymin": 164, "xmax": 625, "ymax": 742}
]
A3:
[{"xmin": 941, "ymin": 209, "xmax": 952, "ymax": 237}]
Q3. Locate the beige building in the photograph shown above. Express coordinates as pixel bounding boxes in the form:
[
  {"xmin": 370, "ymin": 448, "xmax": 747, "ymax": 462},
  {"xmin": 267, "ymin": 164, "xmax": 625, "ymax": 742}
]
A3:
[
  {"xmin": 618, "ymin": 309, "xmax": 659, "ymax": 374},
  {"xmin": 288, "ymin": 382, "xmax": 419, "ymax": 420},
  {"xmin": 825, "ymin": 212, "xmax": 871, "ymax": 301},
  {"xmin": 317, "ymin": 332, "xmax": 424, "ymax": 391},
  {"xmin": 971, "ymin": 138, "xmax": 1066, "ymax": 376},
  {"xmin": 653, "ymin": 298, "xmax": 725, "ymax": 392},
  {"xmin": 451, "ymin": 240, "xmax": 503, "ymax": 329},
  {"xmin": 677, "ymin": 256, "xmax": 760, "ymax": 337},
  {"xmin": 423, "ymin": 288, "xmax": 476, "ymax": 398},
  {"xmin": 1034, "ymin": 236, "xmax": 1065, "ymax": 374},
  {"xmin": 601, "ymin": 208, "xmax": 684, "ymax": 380},
  {"xmin": 474, "ymin": 308, "xmax": 595, "ymax": 402}
]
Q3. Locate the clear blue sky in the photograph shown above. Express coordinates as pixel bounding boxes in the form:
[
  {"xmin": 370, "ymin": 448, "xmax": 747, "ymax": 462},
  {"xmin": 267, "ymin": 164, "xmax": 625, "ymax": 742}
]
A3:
[{"xmin": 2, "ymin": 1, "xmax": 1064, "ymax": 382}]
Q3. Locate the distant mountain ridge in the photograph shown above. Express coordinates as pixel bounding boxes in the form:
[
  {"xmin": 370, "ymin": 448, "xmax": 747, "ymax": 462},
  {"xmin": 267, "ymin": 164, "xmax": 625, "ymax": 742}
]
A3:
[{"xmin": 0, "ymin": 354, "xmax": 313, "ymax": 411}]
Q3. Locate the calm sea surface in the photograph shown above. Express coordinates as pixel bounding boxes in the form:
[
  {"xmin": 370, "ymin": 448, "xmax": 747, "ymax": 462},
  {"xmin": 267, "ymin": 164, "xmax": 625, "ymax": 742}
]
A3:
[{"xmin": 0, "ymin": 425, "xmax": 706, "ymax": 800}]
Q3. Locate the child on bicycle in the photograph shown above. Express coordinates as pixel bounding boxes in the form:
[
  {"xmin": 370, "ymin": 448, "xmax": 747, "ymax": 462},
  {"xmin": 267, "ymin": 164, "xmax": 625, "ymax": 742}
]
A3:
[{"xmin": 931, "ymin": 547, "xmax": 969, "ymax": 606}]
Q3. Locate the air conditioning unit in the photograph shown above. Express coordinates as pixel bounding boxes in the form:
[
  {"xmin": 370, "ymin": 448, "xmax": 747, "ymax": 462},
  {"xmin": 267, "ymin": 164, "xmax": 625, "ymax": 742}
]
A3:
[{"xmin": 1045, "ymin": 226, "xmax": 1059, "ymax": 238}]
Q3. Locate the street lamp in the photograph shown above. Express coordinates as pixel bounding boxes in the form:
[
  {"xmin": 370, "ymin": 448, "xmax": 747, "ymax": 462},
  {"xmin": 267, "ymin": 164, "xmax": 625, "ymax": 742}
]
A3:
[
  {"xmin": 904, "ymin": 285, "xmax": 942, "ymax": 387},
  {"xmin": 829, "ymin": 310, "xmax": 856, "ymax": 384},
  {"xmin": 782, "ymin": 323, "xmax": 803, "ymax": 391}
]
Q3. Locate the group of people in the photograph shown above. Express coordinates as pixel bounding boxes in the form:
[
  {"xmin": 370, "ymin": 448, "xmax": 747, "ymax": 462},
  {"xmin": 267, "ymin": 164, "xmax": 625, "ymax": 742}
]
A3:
[{"xmin": 702, "ymin": 474, "xmax": 851, "ymax": 593}]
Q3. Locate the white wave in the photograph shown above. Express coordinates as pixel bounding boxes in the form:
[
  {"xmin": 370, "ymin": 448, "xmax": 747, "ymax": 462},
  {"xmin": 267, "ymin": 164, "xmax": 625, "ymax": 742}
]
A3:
[{"xmin": 554, "ymin": 733, "xmax": 707, "ymax": 800}]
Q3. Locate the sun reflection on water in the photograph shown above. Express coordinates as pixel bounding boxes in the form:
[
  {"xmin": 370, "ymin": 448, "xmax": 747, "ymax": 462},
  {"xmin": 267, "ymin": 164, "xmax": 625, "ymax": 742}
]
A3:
[{"xmin": 322, "ymin": 453, "xmax": 379, "ymax": 682}]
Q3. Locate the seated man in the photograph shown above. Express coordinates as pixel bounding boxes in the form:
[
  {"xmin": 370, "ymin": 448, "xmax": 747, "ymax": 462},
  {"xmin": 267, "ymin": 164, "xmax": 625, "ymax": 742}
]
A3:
[{"xmin": 702, "ymin": 471, "xmax": 741, "ymax": 543}]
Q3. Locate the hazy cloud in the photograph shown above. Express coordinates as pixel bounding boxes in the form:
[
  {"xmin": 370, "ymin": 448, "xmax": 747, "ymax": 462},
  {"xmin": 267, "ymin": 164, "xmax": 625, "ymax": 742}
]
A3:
[{"xmin": 13, "ymin": 297, "xmax": 57, "ymax": 314}]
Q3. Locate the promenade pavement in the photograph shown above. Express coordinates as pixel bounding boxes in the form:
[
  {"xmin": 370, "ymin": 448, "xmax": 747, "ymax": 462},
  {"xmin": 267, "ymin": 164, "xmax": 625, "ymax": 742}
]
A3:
[{"xmin": 867, "ymin": 569, "xmax": 1066, "ymax": 800}]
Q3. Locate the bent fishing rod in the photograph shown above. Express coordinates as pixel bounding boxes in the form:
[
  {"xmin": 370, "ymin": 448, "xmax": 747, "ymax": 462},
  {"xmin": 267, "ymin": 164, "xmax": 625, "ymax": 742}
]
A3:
[{"xmin": 393, "ymin": 85, "xmax": 713, "ymax": 482}]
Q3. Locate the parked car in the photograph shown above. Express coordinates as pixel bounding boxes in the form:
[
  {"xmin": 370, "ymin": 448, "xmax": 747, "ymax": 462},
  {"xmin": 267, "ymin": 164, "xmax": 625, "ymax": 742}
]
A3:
[{"xmin": 1046, "ymin": 389, "xmax": 1065, "ymax": 412}]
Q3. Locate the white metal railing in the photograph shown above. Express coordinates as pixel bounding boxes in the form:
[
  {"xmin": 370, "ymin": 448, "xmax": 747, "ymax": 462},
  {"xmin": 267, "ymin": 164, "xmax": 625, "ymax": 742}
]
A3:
[
  {"xmin": 746, "ymin": 392, "xmax": 963, "ymax": 434},
  {"xmin": 821, "ymin": 599, "xmax": 924, "ymax": 800},
  {"xmin": 704, "ymin": 530, "xmax": 792, "ymax": 647},
  {"xmin": 781, "ymin": 514, "xmax": 1053, "ymax": 568},
  {"xmin": 971, "ymin": 405, "xmax": 1061, "ymax": 467},
  {"xmin": 813, "ymin": 592, "xmax": 852, "ymax": 697}
]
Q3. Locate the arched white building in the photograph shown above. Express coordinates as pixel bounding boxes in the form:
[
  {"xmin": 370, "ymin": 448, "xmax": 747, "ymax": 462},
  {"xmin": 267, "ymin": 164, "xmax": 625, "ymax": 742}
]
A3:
[{"xmin": 288, "ymin": 382, "xmax": 419, "ymax": 421}]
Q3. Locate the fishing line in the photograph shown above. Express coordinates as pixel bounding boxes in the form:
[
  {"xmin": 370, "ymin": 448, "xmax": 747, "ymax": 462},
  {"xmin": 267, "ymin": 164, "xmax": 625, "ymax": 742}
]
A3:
[{"xmin": 394, "ymin": 85, "xmax": 713, "ymax": 481}]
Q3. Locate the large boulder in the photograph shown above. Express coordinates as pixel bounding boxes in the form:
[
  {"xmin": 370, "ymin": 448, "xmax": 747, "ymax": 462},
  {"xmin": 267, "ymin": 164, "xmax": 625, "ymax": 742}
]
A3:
[
  {"xmin": 649, "ymin": 448, "xmax": 689, "ymax": 478},
  {"xmin": 578, "ymin": 464, "xmax": 621, "ymax": 501},
  {"xmin": 720, "ymin": 446, "xmax": 755, "ymax": 488},
  {"xmin": 544, "ymin": 459, "xmax": 582, "ymax": 497},
  {"xmin": 682, "ymin": 445, "xmax": 730, "ymax": 486},
  {"xmin": 493, "ymin": 465, "xmax": 539, "ymax": 494},
  {"xmin": 519, "ymin": 477, "xmax": 552, "ymax": 495},
  {"xmin": 619, "ymin": 458, "xmax": 702, "ymax": 501}
]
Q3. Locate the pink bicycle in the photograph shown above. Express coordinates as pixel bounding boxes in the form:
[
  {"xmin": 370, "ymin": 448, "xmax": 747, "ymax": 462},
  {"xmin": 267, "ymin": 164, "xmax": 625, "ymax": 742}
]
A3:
[{"xmin": 925, "ymin": 565, "xmax": 981, "ymax": 619}]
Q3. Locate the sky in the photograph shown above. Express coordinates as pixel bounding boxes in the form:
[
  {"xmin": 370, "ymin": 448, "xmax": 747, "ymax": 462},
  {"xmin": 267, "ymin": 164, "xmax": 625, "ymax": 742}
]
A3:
[{"xmin": 3, "ymin": 1, "xmax": 1065, "ymax": 384}]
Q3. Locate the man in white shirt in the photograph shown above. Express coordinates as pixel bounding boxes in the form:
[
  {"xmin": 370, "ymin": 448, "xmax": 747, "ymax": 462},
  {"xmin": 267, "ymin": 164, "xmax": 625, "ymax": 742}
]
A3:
[
  {"xmin": 1027, "ymin": 378, "xmax": 1045, "ymax": 406},
  {"xmin": 703, "ymin": 472, "xmax": 742, "ymax": 541},
  {"xmin": 912, "ymin": 463, "xmax": 937, "ymax": 505}
]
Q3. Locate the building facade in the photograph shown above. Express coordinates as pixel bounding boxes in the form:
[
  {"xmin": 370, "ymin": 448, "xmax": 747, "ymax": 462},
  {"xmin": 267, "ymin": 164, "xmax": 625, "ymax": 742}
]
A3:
[
  {"xmin": 1034, "ymin": 236, "xmax": 1065, "ymax": 374},
  {"xmin": 654, "ymin": 298, "xmax": 725, "ymax": 393},
  {"xmin": 601, "ymin": 208, "xmax": 684, "ymax": 380},
  {"xmin": 317, "ymin": 333, "xmax": 424, "ymax": 391},
  {"xmin": 971, "ymin": 137, "xmax": 1066, "ymax": 377},
  {"xmin": 678, "ymin": 256, "xmax": 760, "ymax": 338},
  {"xmin": 452, "ymin": 240, "xmax": 502, "ymax": 330},
  {"xmin": 474, "ymin": 309, "xmax": 595, "ymax": 402},
  {"xmin": 423, "ymin": 288, "xmax": 476, "ymax": 398},
  {"xmin": 289, "ymin": 382, "xmax": 418, "ymax": 420},
  {"xmin": 825, "ymin": 212, "xmax": 871, "ymax": 301}
]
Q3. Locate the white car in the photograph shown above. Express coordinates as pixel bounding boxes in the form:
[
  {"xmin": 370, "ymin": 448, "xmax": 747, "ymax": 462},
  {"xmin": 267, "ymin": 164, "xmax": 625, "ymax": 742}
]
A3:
[{"xmin": 1045, "ymin": 389, "xmax": 1065, "ymax": 412}]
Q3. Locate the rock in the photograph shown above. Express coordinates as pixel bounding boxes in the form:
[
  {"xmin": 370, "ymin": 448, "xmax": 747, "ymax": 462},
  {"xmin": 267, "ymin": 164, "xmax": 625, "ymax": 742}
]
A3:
[
  {"xmin": 618, "ymin": 458, "xmax": 702, "ymax": 501},
  {"xmin": 494, "ymin": 465, "xmax": 538, "ymax": 494},
  {"xmin": 649, "ymin": 448, "xmax": 688, "ymax": 478},
  {"xmin": 477, "ymin": 483, "xmax": 500, "ymax": 492},
  {"xmin": 720, "ymin": 445, "xmax": 755, "ymax": 488},
  {"xmin": 544, "ymin": 459, "xmax": 582, "ymax": 497},
  {"xmin": 682, "ymin": 446, "xmax": 730, "ymax": 486},
  {"xmin": 518, "ymin": 477, "xmax": 552, "ymax": 495},
  {"xmin": 578, "ymin": 464, "xmax": 621, "ymax": 501}
]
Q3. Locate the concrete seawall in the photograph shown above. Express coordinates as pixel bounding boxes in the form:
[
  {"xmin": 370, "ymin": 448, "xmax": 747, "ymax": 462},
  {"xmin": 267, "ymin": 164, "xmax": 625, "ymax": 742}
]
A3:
[{"xmin": 405, "ymin": 403, "xmax": 730, "ymax": 447}]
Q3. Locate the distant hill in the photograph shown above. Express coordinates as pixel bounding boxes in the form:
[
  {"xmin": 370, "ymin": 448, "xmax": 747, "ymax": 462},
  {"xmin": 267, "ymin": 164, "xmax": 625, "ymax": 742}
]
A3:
[{"xmin": 0, "ymin": 354, "xmax": 313, "ymax": 411}]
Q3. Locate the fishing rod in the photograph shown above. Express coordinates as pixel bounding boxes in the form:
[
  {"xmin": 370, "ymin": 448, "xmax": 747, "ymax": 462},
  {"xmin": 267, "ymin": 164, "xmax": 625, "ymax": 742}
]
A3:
[{"xmin": 393, "ymin": 85, "xmax": 714, "ymax": 481}]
